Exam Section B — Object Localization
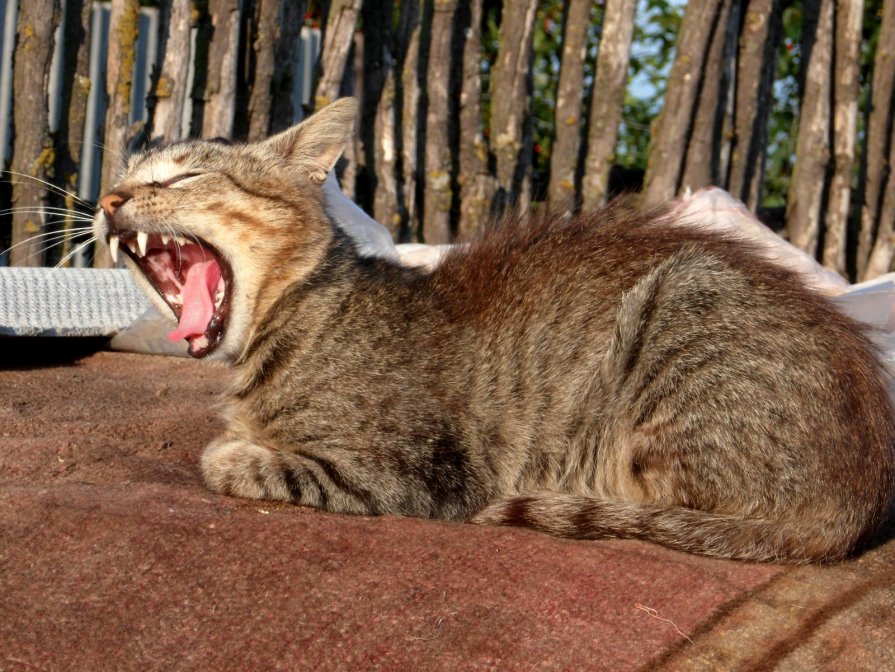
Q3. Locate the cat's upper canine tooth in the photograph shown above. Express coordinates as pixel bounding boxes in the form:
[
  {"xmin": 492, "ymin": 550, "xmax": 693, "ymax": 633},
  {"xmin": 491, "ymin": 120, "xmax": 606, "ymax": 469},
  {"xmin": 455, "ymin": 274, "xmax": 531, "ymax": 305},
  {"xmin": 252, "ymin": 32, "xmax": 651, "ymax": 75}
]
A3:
[
  {"xmin": 137, "ymin": 231, "xmax": 148, "ymax": 256},
  {"xmin": 109, "ymin": 235, "xmax": 119, "ymax": 263}
]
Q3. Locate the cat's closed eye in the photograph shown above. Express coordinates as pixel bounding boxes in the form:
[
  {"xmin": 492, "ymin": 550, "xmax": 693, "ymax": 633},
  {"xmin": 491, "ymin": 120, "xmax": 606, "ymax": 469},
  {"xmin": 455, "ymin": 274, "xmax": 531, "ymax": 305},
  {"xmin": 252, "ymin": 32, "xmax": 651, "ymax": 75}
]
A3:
[{"xmin": 153, "ymin": 172, "xmax": 203, "ymax": 188}]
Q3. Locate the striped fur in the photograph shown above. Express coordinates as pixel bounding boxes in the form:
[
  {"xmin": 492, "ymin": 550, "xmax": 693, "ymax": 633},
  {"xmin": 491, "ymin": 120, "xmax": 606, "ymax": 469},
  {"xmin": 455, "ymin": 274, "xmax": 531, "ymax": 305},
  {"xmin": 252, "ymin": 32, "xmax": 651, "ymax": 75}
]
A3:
[{"xmin": 101, "ymin": 99, "xmax": 895, "ymax": 563}]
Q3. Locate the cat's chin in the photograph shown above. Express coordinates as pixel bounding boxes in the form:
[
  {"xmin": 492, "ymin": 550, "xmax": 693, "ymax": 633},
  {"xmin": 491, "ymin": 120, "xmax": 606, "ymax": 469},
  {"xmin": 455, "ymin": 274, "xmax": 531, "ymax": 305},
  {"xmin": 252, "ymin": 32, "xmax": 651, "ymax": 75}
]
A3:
[{"xmin": 107, "ymin": 228, "xmax": 233, "ymax": 359}]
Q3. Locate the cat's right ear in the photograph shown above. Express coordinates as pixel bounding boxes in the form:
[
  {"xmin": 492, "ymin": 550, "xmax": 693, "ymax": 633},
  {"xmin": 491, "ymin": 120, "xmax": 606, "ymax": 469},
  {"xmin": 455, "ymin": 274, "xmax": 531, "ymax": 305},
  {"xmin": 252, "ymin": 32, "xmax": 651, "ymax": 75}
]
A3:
[{"xmin": 263, "ymin": 98, "xmax": 359, "ymax": 183}]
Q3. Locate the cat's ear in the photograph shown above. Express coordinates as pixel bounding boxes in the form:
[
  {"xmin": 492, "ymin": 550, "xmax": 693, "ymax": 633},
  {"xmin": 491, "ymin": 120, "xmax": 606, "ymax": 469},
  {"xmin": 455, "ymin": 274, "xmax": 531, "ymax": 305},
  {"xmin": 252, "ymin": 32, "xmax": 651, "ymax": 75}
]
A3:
[{"xmin": 264, "ymin": 97, "xmax": 358, "ymax": 183}]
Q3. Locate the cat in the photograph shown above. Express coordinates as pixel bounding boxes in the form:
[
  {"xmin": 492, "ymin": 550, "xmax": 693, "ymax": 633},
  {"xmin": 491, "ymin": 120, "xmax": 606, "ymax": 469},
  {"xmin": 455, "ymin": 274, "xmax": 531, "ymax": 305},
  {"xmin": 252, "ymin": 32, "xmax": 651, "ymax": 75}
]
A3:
[{"xmin": 93, "ymin": 98, "xmax": 895, "ymax": 563}]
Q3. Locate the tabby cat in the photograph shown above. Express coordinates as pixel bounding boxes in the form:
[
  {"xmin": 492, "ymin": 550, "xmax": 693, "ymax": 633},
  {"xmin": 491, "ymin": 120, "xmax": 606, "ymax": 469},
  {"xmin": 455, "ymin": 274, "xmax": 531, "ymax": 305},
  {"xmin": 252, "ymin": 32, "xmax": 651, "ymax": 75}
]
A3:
[{"xmin": 93, "ymin": 98, "xmax": 895, "ymax": 563}]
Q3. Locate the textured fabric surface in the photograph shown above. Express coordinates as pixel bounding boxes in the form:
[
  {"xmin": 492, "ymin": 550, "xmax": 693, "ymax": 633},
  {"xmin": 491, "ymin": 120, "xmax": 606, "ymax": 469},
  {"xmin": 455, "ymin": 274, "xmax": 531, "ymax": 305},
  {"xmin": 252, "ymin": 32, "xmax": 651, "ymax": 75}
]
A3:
[
  {"xmin": 0, "ymin": 267, "xmax": 149, "ymax": 337},
  {"xmin": 1, "ymin": 351, "xmax": 893, "ymax": 671}
]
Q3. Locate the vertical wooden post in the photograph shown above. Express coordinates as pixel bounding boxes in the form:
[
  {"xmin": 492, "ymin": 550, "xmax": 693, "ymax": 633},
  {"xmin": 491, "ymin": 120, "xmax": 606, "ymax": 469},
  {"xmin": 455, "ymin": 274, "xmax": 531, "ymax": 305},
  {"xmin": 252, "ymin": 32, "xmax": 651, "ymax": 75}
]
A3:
[
  {"xmin": 269, "ymin": 0, "xmax": 305, "ymax": 135},
  {"xmin": 679, "ymin": 0, "xmax": 737, "ymax": 193},
  {"xmin": 370, "ymin": 0, "xmax": 401, "ymax": 236},
  {"xmin": 822, "ymin": 0, "xmax": 863, "ymax": 273},
  {"xmin": 726, "ymin": 0, "xmax": 784, "ymax": 211},
  {"xmin": 55, "ymin": 0, "xmax": 93, "ymax": 266},
  {"xmin": 200, "ymin": 0, "xmax": 242, "ymax": 139},
  {"xmin": 422, "ymin": 0, "xmax": 458, "ymax": 244},
  {"xmin": 373, "ymin": 64, "xmax": 400, "ymax": 236},
  {"xmin": 784, "ymin": 0, "xmax": 832, "ymax": 257},
  {"xmin": 151, "ymin": 0, "xmax": 193, "ymax": 142},
  {"xmin": 457, "ymin": 0, "xmax": 496, "ymax": 239},
  {"xmin": 314, "ymin": 0, "xmax": 363, "ymax": 109},
  {"xmin": 247, "ymin": 0, "xmax": 279, "ymax": 142},
  {"xmin": 866, "ymin": 134, "xmax": 895, "ymax": 279},
  {"xmin": 400, "ymin": 0, "xmax": 423, "ymax": 238},
  {"xmin": 339, "ymin": 31, "xmax": 363, "ymax": 199},
  {"xmin": 489, "ymin": 0, "xmax": 538, "ymax": 213},
  {"xmin": 547, "ymin": 0, "xmax": 591, "ymax": 212},
  {"xmin": 642, "ymin": 0, "xmax": 724, "ymax": 204},
  {"xmin": 96, "ymin": 0, "xmax": 141, "ymax": 268},
  {"xmin": 859, "ymin": 0, "xmax": 895, "ymax": 279},
  {"xmin": 581, "ymin": 0, "xmax": 637, "ymax": 211},
  {"xmin": 9, "ymin": 0, "xmax": 61, "ymax": 267}
]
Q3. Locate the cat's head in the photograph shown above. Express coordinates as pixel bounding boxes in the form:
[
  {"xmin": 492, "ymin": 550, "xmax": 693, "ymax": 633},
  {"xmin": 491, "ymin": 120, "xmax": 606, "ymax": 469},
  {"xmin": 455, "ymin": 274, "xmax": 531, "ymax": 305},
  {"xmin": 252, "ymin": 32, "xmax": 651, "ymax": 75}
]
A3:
[{"xmin": 93, "ymin": 98, "xmax": 358, "ymax": 360}]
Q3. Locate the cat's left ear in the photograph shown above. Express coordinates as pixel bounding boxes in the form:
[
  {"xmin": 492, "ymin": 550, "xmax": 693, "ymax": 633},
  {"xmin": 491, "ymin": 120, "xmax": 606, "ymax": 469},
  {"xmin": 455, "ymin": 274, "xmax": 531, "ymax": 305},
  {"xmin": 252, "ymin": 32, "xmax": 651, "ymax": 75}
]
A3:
[{"xmin": 264, "ymin": 97, "xmax": 358, "ymax": 183}]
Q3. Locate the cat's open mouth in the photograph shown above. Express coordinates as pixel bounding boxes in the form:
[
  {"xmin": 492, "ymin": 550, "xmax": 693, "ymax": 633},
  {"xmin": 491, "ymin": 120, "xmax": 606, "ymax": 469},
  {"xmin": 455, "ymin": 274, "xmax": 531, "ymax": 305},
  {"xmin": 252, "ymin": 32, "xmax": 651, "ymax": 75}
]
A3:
[{"xmin": 107, "ymin": 229, "xmax": 232, "ymax": 358}]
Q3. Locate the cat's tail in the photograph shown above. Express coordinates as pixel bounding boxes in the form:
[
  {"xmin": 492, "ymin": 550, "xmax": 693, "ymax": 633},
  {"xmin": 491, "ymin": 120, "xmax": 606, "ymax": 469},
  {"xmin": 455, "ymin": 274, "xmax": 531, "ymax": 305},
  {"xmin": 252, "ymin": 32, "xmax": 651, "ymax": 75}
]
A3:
[{"xmin": 468, "ymin": 493, "xmax": 872, "ymax": 563}]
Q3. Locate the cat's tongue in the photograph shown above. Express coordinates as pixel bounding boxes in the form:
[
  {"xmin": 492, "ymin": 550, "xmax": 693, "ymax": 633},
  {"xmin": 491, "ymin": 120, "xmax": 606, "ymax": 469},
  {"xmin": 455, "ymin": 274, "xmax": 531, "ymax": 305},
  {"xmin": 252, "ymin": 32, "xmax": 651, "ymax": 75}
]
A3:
[{"xmin": 167, "ymin": 260, "xmax": 222, "ymax": 343}]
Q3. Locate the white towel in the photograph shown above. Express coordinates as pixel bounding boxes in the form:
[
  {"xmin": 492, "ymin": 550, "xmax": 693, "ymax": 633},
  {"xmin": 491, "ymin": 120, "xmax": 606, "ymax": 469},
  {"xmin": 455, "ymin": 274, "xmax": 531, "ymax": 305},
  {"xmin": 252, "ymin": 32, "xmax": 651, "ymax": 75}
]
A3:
[{"xmin": 0, "ymin": 267, "xmax": 149, "ymax": 337}]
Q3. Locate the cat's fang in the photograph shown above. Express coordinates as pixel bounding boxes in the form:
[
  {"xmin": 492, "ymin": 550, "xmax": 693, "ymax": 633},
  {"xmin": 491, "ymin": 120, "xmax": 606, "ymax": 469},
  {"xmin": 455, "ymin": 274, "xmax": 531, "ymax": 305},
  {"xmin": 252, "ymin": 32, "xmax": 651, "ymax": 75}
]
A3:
[
  {"xmin": 137, "ymin": 231, "xmax": 148, "ymax": 256},
  {"xmin": 109, "ymin": 235, "xmax": 119, "ymax": 263}
]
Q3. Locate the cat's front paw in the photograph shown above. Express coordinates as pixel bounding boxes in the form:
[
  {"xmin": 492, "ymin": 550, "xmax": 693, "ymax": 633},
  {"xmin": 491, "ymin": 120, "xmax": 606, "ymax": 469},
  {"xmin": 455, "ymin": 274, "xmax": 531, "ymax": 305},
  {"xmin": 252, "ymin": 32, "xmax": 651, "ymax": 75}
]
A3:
[{"xmin": 201, "ymin": 435, "xmax": 295, "ymax": 502}]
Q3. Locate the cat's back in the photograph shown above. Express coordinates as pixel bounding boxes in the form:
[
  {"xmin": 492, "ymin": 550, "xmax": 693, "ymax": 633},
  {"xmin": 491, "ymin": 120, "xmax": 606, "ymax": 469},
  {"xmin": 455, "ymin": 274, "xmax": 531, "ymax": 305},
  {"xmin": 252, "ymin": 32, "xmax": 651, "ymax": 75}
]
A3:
[{"xmin": 428, "ymin": 205, "xmax": 802, "ymax": 326}]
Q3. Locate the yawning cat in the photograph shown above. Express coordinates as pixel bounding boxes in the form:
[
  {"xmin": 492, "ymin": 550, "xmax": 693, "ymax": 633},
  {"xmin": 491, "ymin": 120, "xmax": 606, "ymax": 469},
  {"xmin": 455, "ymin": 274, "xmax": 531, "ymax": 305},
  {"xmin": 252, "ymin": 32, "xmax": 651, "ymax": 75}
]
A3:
[{"xmin": 94, "ymin": 98, "xmax": 895, "ymax": 563}]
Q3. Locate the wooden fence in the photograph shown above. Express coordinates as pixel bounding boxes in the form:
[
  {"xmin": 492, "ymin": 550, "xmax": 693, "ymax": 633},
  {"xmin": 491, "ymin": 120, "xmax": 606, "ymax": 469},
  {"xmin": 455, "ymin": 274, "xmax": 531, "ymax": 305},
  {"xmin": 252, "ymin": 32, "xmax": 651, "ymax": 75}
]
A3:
[{"xmin": 2, "ymin": 0, "xmax": 895, "ymax": 283}]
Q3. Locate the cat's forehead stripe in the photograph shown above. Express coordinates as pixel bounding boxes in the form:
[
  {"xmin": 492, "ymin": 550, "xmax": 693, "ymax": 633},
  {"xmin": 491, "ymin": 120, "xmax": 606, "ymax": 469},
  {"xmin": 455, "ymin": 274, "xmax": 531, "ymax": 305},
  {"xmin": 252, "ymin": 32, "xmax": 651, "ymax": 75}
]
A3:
[
  {"xmin": 126, "ymin": 141, "xmax": 230, "ymax": 185},
  {"xmin": 129, "ymin": 156, "xmax": 186, "ymax": 185}
]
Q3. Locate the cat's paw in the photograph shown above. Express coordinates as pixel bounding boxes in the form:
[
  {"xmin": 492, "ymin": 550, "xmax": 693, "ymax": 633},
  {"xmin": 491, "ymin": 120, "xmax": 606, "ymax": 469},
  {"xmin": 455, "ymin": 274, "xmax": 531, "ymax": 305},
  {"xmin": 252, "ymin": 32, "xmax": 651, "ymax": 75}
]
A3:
[{"xmin": 201, "ymin": 435, "xmax": 294, "ymax": 502}]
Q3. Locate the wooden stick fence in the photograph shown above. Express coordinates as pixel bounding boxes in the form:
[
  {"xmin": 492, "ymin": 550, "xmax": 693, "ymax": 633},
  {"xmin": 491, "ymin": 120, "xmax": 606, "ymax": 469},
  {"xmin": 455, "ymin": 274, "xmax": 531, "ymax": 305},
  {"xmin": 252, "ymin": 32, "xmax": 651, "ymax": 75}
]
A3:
[{"xmin": 1, "ymin": 0, "xmax": 894, "ymax": 284}]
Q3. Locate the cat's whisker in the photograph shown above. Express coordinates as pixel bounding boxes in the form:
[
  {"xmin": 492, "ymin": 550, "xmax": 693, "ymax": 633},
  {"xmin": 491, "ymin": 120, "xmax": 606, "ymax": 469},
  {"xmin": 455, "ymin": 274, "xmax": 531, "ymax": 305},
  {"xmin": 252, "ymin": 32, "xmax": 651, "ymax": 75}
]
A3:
[
  {"xmin": 3, "ymin": 170, "xmax": 94, "ymax": 209},
  {"xmin": 0, "ymin": 228, "xmax": 93, "ymax": 255},
  {"xmin": 0, "ymin": 206, "xmax": 95, "ymax": 221},
  {"xmin": 5, "ymin": 226, "xmax": 93, "ymax": 240},
  {"xmin": 1, "ymin": 233, "xmax": 86, "ymax": 265},
  {"xmin": 0, "ymin": 204, "xmax": 94, "ymax": 215},
  {"xmin": 163, "ymin": 223, "xmax": 183, "ymax": 267},
  {"xmin": 39, "ymin": 222, "xmax": 95, "ymax": 232},
  {"xmin": 53, "ymin": 236, "xmax": 98, "ymax": 269},
  {"xmin": 1, "ymin": 235, "xmax": 69, "ymax": 259}
]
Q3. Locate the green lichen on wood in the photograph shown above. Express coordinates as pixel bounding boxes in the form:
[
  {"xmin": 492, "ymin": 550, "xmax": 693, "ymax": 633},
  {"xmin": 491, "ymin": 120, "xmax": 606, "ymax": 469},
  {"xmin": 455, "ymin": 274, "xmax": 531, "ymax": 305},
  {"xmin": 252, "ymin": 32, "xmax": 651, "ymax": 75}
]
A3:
[
  {"xmin": 76, "ymin": 74, "xmax": 91, "ymax": 95},
  {"xmin": 155, "ymin": 75, "xmax": 173, "ymax": 99},
  {"xmin": 115, "ymin": 0, "xmax": 141, "ymax": 114},
  {"xmin": 21, "ymin": 21, "xmax": 35, "ymax": 42},
  {"xmin": 31, "ymin": 145, "xmax": 56, "ymax": 176}
]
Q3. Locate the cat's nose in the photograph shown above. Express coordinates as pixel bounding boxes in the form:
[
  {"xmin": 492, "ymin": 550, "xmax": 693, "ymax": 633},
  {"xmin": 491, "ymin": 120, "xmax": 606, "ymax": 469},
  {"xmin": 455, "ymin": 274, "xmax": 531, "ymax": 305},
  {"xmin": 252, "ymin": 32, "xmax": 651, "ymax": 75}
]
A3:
[{"xmin": 99, "ymin": 190, "xmax": 133, "ymax": 219}]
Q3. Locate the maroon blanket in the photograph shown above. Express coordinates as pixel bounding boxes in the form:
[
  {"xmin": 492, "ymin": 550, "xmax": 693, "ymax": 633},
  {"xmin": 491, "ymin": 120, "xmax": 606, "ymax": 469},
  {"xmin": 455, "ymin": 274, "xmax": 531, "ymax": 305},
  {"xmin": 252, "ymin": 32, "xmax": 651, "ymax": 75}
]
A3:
[{"xmin": 2, "ymin": 350, "xmax": 893, "ymax": 670}]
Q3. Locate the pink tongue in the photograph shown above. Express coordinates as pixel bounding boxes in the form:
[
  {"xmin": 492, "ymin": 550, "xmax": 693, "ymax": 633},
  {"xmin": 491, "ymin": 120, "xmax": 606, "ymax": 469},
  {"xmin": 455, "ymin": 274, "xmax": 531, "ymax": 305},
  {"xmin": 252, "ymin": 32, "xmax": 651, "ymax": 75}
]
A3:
[{"xmin": 167, "ymin": 260, "xmax": 222, "ymax": 342}]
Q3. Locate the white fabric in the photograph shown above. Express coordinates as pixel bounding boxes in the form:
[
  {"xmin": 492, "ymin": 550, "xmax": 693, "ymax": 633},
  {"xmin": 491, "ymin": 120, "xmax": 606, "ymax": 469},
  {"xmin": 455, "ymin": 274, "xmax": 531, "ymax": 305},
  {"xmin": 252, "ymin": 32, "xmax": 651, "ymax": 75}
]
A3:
[
  {"xmin": 0, "ymin": 267, "xmax": 149, "ymax": 337},
  {"xmin": 323, "ymin": 172, "xmax": 399, "ymax": 261}
]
